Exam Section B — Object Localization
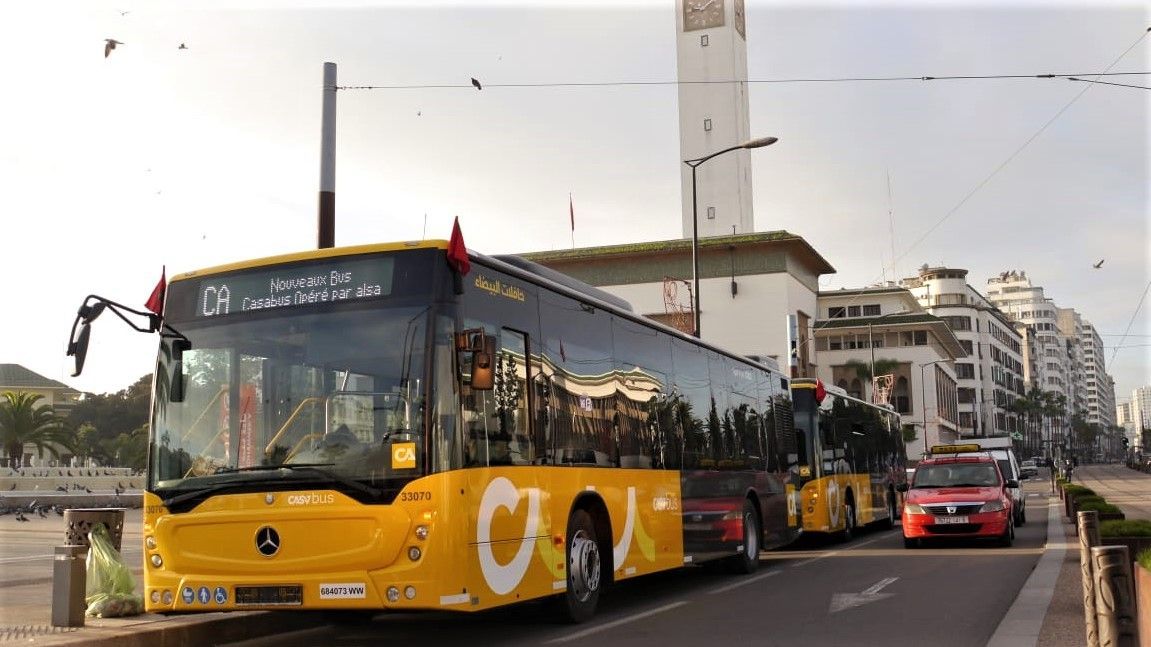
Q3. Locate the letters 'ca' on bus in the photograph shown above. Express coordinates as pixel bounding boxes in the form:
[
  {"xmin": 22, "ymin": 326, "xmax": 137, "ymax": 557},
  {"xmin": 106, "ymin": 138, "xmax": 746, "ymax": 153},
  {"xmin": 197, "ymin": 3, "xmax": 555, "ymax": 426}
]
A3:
[{"xmin": 89, "ymin": 239, "xmax": 813, "ymax": 622}]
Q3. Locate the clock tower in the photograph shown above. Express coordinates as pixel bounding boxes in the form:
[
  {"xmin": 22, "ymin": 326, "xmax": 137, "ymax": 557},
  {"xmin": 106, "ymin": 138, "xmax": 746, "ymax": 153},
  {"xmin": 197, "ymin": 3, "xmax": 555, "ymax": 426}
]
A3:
[{"xmin": 676, "ymin": 0, "xmax": 754, "ymax": 239}]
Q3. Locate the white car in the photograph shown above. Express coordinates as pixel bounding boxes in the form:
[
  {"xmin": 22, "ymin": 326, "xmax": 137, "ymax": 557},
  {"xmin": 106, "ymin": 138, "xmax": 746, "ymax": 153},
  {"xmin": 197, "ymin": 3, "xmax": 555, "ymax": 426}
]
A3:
[{"xmin": 1019, "ymin": 459, "xmax": 1039, "ymax": 479}]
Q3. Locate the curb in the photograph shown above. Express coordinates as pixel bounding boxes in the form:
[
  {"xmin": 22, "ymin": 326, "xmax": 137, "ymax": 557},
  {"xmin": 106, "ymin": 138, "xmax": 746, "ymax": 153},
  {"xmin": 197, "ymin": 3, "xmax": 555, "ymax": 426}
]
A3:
[{"xmin": 15, "ymin": 610, "xmax": 319, "ymax": 646}]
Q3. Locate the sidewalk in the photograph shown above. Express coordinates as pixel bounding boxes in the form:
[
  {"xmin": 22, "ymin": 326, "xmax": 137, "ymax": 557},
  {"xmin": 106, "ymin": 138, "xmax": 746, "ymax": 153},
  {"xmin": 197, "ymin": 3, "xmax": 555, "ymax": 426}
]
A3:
[{"xmin": 996, "ymin": 463, "xmax": 1150, "ymax": 647}]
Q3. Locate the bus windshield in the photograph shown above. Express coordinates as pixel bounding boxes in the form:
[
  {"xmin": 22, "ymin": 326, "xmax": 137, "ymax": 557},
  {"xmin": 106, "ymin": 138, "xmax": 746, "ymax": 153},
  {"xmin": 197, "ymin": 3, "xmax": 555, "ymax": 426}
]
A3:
[{"xmin": 150, "ymin": 305, "xmax": 431, "ymax": 504}]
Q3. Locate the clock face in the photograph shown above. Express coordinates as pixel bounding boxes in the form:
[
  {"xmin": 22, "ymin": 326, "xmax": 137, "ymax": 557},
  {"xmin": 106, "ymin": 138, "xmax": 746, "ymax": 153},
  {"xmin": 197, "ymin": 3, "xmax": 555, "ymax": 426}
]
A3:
[
  {"xmin": 683, "ymin": 0, "xmax": 725, "ymax": 32},
  {"xmin": 734, "ymin": 0, "xmax": 746, "ymax": 38}
]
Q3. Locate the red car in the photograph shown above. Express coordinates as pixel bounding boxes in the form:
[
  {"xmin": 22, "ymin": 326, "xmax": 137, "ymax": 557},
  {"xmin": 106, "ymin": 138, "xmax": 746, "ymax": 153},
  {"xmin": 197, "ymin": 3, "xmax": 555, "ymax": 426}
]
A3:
[{"xmin": 898, "ymin": 454, "xmax": 1016, "ymax": 548}]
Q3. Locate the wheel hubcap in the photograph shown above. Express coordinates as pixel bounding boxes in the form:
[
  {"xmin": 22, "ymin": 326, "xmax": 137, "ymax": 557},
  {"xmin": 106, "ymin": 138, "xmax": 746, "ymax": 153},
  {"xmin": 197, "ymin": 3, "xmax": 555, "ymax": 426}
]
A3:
[
  {"xmin": 569, "ymin": 531, "xmax": 600, "ymax": 602},
  {"xmin": 744, "ymin": 512, "xmax": 758, "ymax": 556}
]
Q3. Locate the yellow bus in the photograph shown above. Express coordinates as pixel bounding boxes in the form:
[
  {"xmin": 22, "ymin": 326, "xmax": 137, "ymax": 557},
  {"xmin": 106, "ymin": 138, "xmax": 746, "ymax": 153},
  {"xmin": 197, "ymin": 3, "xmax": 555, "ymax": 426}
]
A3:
[
  {"xmin": 790, "ymin": 378, "xmax": 907, "ymax": 540},
  {"xmin": 69, "ymin": 239, "xmax": 807, "ymax": 621}
]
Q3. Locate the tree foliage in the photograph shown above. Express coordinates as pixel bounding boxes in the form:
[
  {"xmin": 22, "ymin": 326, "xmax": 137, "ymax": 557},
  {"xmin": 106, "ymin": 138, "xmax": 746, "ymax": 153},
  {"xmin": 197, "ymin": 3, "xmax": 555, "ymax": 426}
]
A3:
[
  {"xmin": 65, "ymin": 374, "xmax": 152, "ymax": 468},
  {"xmin": 0, "ymin": 391, "xmax": 72, "ymax": 467}
]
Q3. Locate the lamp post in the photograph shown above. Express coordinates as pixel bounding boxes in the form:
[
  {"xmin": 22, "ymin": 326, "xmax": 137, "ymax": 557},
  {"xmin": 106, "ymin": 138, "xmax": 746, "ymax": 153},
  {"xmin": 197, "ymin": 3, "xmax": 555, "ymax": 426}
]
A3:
[
  {"xmin": 868, "ymin": 309, "xmax": 909, "ymax": 401},
  {"xmin": 919, "ymin": 359, "xmax": 949, "ymax": 457},
  {"xmin": 683, "ymin": 136, "xmax": 778, "ymax": 338}
]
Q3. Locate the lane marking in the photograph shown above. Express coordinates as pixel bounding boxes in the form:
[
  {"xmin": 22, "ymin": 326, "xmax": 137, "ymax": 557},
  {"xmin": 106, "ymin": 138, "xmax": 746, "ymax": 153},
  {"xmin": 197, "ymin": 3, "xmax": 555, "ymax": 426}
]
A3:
[
  {"xmin": 707, "ymin": 569, "xmax": 779, "ymax": 595},
  {"xmin": 547, "ymin": 601, "xmax": 688, "ymax": 644}
]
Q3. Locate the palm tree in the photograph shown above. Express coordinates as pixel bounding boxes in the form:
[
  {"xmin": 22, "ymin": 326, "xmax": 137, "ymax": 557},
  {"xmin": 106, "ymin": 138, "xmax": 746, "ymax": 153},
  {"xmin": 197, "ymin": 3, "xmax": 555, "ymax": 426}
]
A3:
[
  {"xmin": 0, "ymin": 391, "xmax": 72, "ymax": 468},
  {"xmin": 843, "ymin": 358, "xmax": 902, "ymax": 402}
]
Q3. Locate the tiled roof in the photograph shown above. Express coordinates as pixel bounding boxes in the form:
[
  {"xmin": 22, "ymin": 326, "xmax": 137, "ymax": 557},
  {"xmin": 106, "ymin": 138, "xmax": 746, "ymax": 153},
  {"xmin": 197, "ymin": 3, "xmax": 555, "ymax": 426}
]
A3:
[{"xmin": 0, "ymin": 364, "xmax": 72, "ymax": 390}]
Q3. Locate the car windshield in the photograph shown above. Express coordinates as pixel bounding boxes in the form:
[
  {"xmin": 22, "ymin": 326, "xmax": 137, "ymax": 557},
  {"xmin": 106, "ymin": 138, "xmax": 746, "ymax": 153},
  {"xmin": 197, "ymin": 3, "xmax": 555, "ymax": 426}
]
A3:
[{"xmin": 913, "ymin": 463, "xmax": 1000, "ymax": 488}]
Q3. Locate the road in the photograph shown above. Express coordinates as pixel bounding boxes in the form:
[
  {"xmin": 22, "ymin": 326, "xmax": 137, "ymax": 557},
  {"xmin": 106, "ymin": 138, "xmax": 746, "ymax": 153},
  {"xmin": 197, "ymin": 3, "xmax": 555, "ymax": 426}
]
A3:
[{"xmin": 224, "ymin": 479, "xmax": 1053, "ymax": 647}]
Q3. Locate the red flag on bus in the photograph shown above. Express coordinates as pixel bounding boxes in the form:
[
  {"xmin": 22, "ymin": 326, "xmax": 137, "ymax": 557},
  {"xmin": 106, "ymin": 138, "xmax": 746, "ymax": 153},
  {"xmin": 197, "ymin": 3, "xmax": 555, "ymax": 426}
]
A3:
[
  {"xmin": 145, "ymin": 267, "xmax": 166, "ymax": 315},
  {"xmin": 815, "ymin": 378, "xmax": 827, "ymax": 403},
  {"xmin": 447, "ymin": 217, "xmax": 470, "ymax": 275}
]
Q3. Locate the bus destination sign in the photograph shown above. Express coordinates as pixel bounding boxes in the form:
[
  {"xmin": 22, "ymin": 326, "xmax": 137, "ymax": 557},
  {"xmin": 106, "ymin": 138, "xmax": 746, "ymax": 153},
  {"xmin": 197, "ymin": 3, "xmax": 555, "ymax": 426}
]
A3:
[{"xmin": 196, "ymin": 256, "xmax": 394, "ymax": 318}]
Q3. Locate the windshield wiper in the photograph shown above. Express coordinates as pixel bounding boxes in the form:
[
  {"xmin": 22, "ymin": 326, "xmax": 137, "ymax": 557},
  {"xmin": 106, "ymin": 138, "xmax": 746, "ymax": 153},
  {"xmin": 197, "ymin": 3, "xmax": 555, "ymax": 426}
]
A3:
[
  {"xmin": 216, "ymin": 463, "xmax": 384, "ymax": 498},
  {"xmin": 162, "ymin": 464, "xmax": 383, "ymax": 509}
]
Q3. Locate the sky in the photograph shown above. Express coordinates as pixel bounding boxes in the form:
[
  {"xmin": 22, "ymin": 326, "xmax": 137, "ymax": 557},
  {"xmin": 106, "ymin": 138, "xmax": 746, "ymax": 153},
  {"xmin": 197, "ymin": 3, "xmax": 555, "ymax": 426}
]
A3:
[{"xmin": 2, "ymin": 0, "xmax": 1148, "ymax": 406}]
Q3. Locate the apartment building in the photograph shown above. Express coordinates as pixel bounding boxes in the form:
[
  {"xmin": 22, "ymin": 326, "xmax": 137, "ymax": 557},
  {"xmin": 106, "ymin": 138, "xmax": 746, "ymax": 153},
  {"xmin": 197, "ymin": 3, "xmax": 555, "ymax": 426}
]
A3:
[
  {"xmin": 812, "ymin": 286, "xmax": 965, "ymax": 456},
  {"xmin": 901, "ymin": 266, "xmax": 1025, "ymax": 440}
]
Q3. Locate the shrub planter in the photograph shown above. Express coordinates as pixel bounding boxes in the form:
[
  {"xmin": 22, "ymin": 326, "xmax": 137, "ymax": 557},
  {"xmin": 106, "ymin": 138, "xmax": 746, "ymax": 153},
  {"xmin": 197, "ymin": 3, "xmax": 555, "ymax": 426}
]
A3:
[
  {"xmin": 1137, "ymin": 563, "xmax": 1151, "ymax": 645},
  {"xmin": 1100, "ymin": 537, "xmax": 1151, "ymax": 565}
]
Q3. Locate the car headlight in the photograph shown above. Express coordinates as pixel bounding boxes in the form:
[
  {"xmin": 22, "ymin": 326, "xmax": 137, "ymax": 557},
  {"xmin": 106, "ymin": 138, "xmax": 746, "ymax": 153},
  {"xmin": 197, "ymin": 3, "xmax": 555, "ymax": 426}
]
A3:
[
  {"xmin": 980, "ymin": 500, "xmax": 1006, "ymax": 513},
  {"xmin": 904, "ymin": 503, "xmax": 926, "ymax": 515}
]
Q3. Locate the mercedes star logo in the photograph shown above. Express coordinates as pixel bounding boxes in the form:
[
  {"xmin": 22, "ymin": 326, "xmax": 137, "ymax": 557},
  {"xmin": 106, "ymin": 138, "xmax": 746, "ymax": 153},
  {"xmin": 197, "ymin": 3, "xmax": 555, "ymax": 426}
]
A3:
[{"xmin": 255, "ymin": 526, "xmax": 281, "ymax": 557}]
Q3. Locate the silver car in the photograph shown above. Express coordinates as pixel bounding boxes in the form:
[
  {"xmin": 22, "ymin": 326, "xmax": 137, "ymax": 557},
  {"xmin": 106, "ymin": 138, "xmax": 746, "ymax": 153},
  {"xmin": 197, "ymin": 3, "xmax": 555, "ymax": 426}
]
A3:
[{"xmin": 1019, "ymin": 459, "xmax": 1039, "ymax": 479}]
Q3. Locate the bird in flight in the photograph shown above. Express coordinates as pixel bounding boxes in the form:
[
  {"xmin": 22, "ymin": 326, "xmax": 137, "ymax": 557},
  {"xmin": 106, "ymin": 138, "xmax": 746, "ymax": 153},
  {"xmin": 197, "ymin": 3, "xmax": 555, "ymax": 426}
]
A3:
[
  {"xmin": 104, "ymin": 39, "xmax": 123, "ymax": 58},
  {"xmin": 1093, "ymin": 259, "xmax": 1104, "ymax": 269},
  {"xmin": 471, "ymin": 77, "xmax": 482, "ymax": 90},
  {"xmin": 178, "ymin": 43, "xmax": 188, "ymax": 50}
]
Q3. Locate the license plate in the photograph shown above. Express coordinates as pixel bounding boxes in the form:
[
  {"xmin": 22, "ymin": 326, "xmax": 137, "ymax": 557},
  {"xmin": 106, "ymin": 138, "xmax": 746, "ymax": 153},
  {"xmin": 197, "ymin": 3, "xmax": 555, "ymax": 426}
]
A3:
[
  {"xmin": 234, "ymin": 585, "xmax": 303, "ymax": 606},
  {"xmin": 934, "ymin": 515, "xmax": 969, "ymax": 524}
]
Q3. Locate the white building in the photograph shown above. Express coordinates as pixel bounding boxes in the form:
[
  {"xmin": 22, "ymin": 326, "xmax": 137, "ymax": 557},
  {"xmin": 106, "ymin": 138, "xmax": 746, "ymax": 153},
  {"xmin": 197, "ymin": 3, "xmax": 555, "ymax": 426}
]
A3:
[
  {"xmin": 902, "ymin": 266, "xmax": 1025, "ymax": 443},
  {"xmin": 1080, "ymin": 321, "xmax": 1116, "ymax": 429},
  {"xmin": 811, "ymin": 287, "xmax": 965, "ymax": 458}
]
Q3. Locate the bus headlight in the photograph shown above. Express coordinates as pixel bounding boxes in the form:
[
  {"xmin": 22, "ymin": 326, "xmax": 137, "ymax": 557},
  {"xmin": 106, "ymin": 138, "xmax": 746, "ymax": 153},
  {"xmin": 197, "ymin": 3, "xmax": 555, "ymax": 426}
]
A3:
[
  {"xmin": 414, "ymin": 525, "xmax": 429, "ymax": 541},
  {"xmin": 145, "ymin": 536, "xmax": 157, "ymax": 550},
  {"xmin": 386, "ymin": 586, "xmax": 401, "ymax": 603},
  {"xmin": 408, "ymin": 546, "xmax": 422, "ymax": 561},
  {"xmin": 161, "ymin": 590, "xmax": 174, "ymax": 605},
  {"xmin": 150, "ymin": 554, "xmax": 163, "ymax": 568},
  {"xmin": 404, "ymin": 586, "xmax": 417, "ymax": 600},
  {"xmin": 150, "ymin": 590, "xmax": 161, "ymax": 604}
]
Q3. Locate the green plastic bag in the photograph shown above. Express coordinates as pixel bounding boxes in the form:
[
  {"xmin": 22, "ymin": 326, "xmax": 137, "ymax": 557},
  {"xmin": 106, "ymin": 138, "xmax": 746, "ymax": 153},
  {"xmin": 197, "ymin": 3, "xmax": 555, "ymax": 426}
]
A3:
[{"xmin": 84, "ymin": 522, "xmax": 142, "ymax": 617}]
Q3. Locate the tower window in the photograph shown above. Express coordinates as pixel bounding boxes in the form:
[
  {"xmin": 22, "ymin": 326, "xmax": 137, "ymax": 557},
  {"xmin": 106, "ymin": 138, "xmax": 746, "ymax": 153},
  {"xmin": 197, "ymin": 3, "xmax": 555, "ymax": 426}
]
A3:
[
  {"xmin": 703, "ymin": 118, "xmax": 712, "ymax": 132},
  {"xmin": 700, "ymin": 35, "xmax": 709, "ymax": 47},
  {"xmin": 707, "ymin": 206, "xmax": 716, "ymax": 220}
]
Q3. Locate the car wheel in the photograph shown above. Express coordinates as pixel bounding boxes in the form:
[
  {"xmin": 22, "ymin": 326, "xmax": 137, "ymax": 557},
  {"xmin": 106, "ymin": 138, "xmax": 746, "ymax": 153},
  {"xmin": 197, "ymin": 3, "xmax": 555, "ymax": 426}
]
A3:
[
  {"xmin": 1000, "ymin": 520, "xmax": 1014, "ymax": 547},
  {"xmin": 560, "ymin": 509, "xmax": 602, "ymax": 623},
  {"xmin": 724, "ymin": 499, "xmax": 760, "ymax": 574}
]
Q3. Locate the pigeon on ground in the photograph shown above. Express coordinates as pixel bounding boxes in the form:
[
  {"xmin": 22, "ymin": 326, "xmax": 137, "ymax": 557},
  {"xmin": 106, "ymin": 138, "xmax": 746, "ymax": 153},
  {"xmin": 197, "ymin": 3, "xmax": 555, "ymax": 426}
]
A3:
[
  {"xmin": 15, "ymin": 512, "xmax": 29, "ymax": 522},
  {"xmin": 178, "ymin": 43, "xmax": 187, "ymax": 50}
]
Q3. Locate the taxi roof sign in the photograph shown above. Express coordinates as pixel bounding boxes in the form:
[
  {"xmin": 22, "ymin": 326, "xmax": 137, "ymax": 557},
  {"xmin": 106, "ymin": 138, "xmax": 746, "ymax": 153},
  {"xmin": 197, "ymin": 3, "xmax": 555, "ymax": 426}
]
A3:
[{"xmin": 930, "ymin": 443, "xmax": 983, "ymax": 454}]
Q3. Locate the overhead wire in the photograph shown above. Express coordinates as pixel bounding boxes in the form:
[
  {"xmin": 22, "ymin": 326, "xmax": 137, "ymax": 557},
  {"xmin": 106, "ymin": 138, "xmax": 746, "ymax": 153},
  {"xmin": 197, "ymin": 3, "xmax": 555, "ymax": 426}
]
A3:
[
  {"xmin": 812, "ymin": 25, "xmax": 1150, "ymax": 338},
  {"xmin": 336, "ymin": 71, "xmax": 1149, "ymax": 91}
]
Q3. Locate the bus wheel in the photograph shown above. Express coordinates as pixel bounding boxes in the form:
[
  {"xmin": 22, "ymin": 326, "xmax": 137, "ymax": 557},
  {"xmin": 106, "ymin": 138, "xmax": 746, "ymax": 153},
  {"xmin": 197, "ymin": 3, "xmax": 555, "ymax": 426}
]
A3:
[
  {"xmin": 877, "ymin": 492, "xmax": 896, "ymax": 530},
  {"xmin": 562, "ymin": 509, "xmax": 602, "ymax": 623},
  {"xmin": 725, "ymin": 499, "xmax": 760, "ymax": 574},
  {"xmin": 838, "ymin": 499, "xmax": 856, "ymax": 542}
]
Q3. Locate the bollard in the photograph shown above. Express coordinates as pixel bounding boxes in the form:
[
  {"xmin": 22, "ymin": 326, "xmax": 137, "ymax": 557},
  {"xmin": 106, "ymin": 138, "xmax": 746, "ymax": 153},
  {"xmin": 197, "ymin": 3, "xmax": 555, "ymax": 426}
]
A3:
[
  {"xmin": 1078, "ymin": 511, "xmax": 1101, "ymax": 647},
  {"xmin": 51, "ymin": 545, "xmax": 86, "ymax": 627},
  {"xmin": 1091, "ymin": 545, "xmax": 1140, "ymax": 647}
]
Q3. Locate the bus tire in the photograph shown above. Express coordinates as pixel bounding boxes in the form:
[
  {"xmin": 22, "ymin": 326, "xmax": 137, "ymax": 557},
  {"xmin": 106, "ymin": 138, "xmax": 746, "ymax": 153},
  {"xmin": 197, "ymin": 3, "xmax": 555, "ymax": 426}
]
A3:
[
  {"xmin": 838, "ymin": 497, "xmax": 856, "ymax": 542},
  {"xmin": 561, "ymin": 509, "xmax": 602, "ymax": 623},
  {"xmin": 724, "ymin": 499, "xmax": 761, "ymax": 574},
  {"xmin": 878, "ymin": 490, "xmax": 897, "ymax": 530}
]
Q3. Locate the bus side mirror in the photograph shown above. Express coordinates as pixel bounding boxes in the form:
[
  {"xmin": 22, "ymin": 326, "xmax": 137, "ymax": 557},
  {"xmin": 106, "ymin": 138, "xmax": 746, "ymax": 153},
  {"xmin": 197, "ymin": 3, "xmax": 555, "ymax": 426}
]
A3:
[
  {"xmin": 169, "ymin": 338, "xmax": 192, "ymax": 403},
  {"xmin": 68, "ymin": 323, "xmax": 92, "ymax": 377},
  {"xmin": 470, "ymin": 336, "xmax": 495, "ymax": 391}
]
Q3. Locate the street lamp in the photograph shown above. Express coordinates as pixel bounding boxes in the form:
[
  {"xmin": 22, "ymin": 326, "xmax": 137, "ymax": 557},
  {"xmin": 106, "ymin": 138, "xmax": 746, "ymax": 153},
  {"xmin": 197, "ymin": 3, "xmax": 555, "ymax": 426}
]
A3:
[
  {"xmin": 918, "ymin": 359, "xmax": 950, "ymax": 457},
  {"xmin": 683, "ymin": 136, "xmax": 779, "ymax": 338},
  {"xmin": 868, "ymin": 309, "xmax": 909, "ymax": 401}
]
